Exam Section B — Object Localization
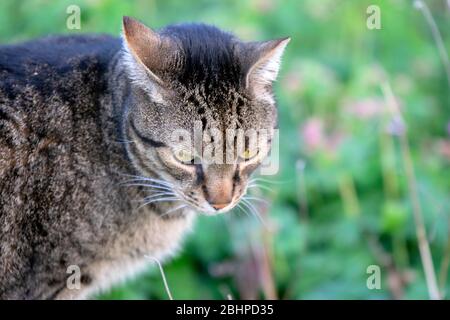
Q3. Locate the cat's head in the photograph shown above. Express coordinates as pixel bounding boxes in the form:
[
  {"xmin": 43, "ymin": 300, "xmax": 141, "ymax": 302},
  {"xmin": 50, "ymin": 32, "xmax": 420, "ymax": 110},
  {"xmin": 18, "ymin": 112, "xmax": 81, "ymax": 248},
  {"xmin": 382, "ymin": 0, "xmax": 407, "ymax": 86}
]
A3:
[{"xmin": 121, "ymin": 17, "xmax": 289, "ymax": 214}]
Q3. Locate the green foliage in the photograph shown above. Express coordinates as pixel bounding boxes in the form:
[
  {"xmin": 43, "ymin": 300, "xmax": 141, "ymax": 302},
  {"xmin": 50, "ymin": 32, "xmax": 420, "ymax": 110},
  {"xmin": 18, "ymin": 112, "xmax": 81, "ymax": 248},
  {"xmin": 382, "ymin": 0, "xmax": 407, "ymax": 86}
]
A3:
[{"xmin": 2, "ymin": 0, "xmax": 449, "ymax": 299}]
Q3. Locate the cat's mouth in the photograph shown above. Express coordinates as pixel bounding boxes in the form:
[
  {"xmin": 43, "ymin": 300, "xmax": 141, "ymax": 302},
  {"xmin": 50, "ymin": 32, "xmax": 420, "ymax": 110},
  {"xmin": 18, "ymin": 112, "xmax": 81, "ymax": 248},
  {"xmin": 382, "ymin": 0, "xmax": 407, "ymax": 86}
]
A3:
[
  {"xmin": 200, "ymin": 201, "xmax": 238, "ymax": 215},
  {"xmin": 181, "ymin": 198, "xmax": 238, "ymax": 215},
  {"xmin": 175, "ymin": 191, "xmax": 243, "ymax": 216}
]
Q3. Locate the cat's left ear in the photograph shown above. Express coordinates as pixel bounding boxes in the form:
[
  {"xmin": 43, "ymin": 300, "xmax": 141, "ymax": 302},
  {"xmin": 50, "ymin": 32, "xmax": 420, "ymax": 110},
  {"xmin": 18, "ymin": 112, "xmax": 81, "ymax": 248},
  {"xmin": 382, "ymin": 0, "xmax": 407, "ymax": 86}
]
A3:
[
  {"xmin": 241, "ymin": 37, "xmax": 290, "ymax": 91},
  {"xmin": 122, "ymin": 16, "xmax": 176, "ymax": 87}
]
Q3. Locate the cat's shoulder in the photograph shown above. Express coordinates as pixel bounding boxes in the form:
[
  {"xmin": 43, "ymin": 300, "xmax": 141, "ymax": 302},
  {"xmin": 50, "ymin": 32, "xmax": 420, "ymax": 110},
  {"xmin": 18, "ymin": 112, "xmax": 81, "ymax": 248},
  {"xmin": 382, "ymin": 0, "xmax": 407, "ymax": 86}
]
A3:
[
  {"xmin": 0, "ymin": 34, "xmax": 121, "ymax": 99},
  {"xmin": 0, "ymin": 34, "xmax": 121, "ymax": 64}
]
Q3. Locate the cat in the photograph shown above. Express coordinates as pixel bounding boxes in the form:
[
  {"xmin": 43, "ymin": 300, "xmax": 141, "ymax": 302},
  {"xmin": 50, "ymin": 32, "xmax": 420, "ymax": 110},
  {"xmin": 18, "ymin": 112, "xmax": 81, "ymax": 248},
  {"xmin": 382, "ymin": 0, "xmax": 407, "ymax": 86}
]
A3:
[{"xmin": 0, "ymin": 16, "xmax": 289, "ymax": 299}]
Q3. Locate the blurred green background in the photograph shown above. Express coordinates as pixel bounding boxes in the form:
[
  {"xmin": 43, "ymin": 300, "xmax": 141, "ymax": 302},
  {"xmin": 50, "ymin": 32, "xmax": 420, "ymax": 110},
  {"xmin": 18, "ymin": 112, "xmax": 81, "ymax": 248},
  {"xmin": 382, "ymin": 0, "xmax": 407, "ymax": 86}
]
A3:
[{"xmin": 1, "ymin": 0, "xmax": 449, "ymax": 299}]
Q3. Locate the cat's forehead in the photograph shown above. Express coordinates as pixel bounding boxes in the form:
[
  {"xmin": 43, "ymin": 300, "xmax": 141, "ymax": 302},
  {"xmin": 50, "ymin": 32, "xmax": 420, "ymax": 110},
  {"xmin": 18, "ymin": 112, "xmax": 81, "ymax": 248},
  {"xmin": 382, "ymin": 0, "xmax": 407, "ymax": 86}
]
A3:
[
  {"xmin": 161, "ymin": 24, "xmax": 243, "ymax": 89},
  {"xmin": 164, "ymin": 87, "xmax": 276, "ymax": 134}
]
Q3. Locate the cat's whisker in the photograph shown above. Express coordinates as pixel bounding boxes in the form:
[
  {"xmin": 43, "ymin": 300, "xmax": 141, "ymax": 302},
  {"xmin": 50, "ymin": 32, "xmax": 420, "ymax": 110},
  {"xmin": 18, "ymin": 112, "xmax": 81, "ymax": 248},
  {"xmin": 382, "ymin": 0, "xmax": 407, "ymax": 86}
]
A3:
[
  {"xmin": 128, "ymin": 179, "xmax": 173, "ymax": 188},
  {"xmin": 182, "ymin": 194, "xmax": 199, "ymax": 204},
  {"xmin": 141, "ymin": 192, "xmax": 176, "ymax": 202},
  {"xmin": 236, "ymin": 203, "xmax": 251, "ymax": 218},
  {"xmin": 136, "ymin": 197, "xmax": 180, "ymax": 211},
  {"xmin": 239, "ymin": 199, "xmax": 259, "ymax": 223},
  {"xmin": 122, "ymin": 176, "xmax": 173, "ymax": 185},
  {"xmin": 160, "ymin": 204, "xmax": 187, "ymax": 218},
  {"xmin": 240, "ymin": 198, "xmax": 268, "ymax": 229},
  {"xmin": 119, "ymin": 178, "xmax": 170, "ymax": 183},
  {"xmin": 118, "ymin": 173, "xmax": 174, "ymax": 187},
  {"xmin": 131, "ymin": 192, "xmax": 176, "ymax": 203},
  {"xmin": 120, "ymin": 183, "xmax": 173, "ymax": 192},
  {"xmin": 119, "ymin": 177, "xmax": 172, "ymax": 185},
  {"xmin": 248, "ymin": 177, "xmax": 289, "ymax": 185},
  {"xmin": 247, "ymin": 184, "xmax": 273, "ymax": 192},
  {"xmin": 243, "ymin": 195, "xmax": 270, "ymax": 205},
  {"xmin": 142, "ymin": 191, "xmax": 175, "ymax": 198}
]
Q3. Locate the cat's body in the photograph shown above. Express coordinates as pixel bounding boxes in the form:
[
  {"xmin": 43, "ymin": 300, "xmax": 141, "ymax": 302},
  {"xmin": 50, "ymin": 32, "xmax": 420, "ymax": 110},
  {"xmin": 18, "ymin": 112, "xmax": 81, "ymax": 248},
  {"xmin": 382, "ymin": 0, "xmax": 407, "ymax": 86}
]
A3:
[
  {"xmin": 0, "ymin": 18, "xmax": 288, "ymax": 299},
  {"xmin": 0, "ymin": 35, "xmax": 194, "ymax": 299}
]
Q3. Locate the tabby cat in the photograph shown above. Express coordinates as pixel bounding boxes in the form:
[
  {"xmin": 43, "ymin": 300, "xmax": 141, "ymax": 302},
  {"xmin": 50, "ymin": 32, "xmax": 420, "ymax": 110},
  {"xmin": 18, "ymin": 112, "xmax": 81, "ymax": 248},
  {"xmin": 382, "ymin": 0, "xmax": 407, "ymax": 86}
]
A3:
[{"xmin": 0, "ymin": 17, "xmax": 289, "ymax": 299}]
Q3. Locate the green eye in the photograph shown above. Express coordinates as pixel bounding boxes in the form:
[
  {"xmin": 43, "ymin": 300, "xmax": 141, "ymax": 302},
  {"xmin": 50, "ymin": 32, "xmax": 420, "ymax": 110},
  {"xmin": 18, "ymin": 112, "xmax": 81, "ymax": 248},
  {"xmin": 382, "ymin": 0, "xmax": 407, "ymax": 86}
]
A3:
[
  {"xmin": 240, "ymin": 148, "xmax": 258, "ymax": 160},
  {"xmin": 174, "ymin": 148, "xmax": 195, "ymax": 164}
]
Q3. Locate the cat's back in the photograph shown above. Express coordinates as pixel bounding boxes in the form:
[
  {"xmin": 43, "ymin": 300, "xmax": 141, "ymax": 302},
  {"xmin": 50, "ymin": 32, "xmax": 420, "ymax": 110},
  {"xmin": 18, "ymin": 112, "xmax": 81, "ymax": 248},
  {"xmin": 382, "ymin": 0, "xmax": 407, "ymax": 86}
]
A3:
[
  {"xmin": 0, "ymin": 34, "xmax": 121, "ymax": 100},
  {"xmin": 0, "ymin": 34, "xmax": 122, "ymax": 179}
]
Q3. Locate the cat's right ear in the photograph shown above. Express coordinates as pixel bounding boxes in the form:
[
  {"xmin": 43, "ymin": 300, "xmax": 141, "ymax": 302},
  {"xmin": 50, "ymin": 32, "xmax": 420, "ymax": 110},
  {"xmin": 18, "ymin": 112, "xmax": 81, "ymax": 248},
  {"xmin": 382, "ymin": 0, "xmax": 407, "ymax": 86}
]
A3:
[
  {"xmin": 122, "ymin": 16, "xmax": 175, "ymax": 87},
  {"xmin": 239, "ymin": 37, "xmax": 290, "ymax": 102}
]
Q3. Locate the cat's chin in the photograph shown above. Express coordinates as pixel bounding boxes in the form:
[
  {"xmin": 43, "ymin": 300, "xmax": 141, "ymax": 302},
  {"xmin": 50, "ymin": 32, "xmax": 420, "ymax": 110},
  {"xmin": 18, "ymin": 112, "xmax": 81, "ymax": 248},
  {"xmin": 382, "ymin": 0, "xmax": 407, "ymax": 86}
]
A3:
[
  {"xmin": 198, "ymin": 210, "xmax": 228, "ymax": 216},
  {"xmin": 196, "ymin": 204, "xmax": 238, "ymax": 216}
]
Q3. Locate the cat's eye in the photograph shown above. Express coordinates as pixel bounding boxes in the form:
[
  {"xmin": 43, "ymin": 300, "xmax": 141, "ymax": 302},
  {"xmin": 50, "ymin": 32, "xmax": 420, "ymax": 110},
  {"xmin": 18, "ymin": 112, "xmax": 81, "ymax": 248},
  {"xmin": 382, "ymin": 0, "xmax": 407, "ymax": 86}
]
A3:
[
  {"xmin": 239, "ymin": 148, "xmax": 258, "ymax": 161},
  {"xmin": 173, "ymin": 148, "xmax": 195, "ymax": 164}
]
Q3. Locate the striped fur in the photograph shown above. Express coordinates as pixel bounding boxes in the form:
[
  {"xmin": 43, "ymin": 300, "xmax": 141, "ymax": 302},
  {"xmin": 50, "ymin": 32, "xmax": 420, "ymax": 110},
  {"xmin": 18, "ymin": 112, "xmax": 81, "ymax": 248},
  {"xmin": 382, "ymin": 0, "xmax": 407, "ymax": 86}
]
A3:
[{"xmin": 0, "ymin": 19, "xmax": 288, "ymax": 299}]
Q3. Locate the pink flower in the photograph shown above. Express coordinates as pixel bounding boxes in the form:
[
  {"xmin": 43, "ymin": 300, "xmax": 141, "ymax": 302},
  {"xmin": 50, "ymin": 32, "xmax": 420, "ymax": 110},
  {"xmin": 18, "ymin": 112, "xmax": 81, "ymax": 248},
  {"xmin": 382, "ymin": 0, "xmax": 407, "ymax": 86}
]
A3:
[
  {"xmin": 344, "ymin": 98, "xmax": 385, "ymax": 120},
  {"xmin": 301, "ymin": 117, "xmax": 346, "ymax": 155},
  {"xmin": 301, "ymin": 118, "xmax": 325, "ymax": 152},
  {"xmin": 437, "ymin": 139, "xmax": 450, "ymax": 161},
  {"xmin": 251, "ymin": 0, "xmax": 275, "ymax": 13}
]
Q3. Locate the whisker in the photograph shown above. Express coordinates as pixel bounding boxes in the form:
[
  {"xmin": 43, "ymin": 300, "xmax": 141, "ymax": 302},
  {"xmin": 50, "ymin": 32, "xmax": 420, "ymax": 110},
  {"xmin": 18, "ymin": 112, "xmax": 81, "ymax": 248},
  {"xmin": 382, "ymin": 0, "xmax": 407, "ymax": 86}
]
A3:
[
  {"xmin": 247, "ymin": 184, "xmax": 274, "ymax": 193},
  {"xmin": 248, "ymin": 177, "xmax": 290, "ymax": 185},
  {"xmin": 119, "ymin": 177, "xmax": 173, "ymax": 185},
  {"xmin": 240, "ymin": 198, "xmax": 268, "ymax": 229},
  {"xmin": 136, "ymin": 197, "xmax": 179, "ymax": 211},
  {"xmin": 118, "ymin": 174, "xmax": 173, "ymax": 187},
  {"xmin": 160, "ymin": 204, "xmax": 188, "ymax": 218},
  {"xmin": 236, "ymin": 203, "xmax": 251, "ymax": 218},
  {"xmin": 143, "ymin": 192, "xmax": 177, "ymax": 200},
  {"xmin": 243, "ymin": 196, "xmax": 270, "ymax": 205},
  {"xmin": 120, "ymin": 183, "xmax": 173, "ymax": 192},
  {"xmin": 182, "ymin": 194, "xmax": 199, "ymax": 204},
  {"xmin": 141, "ymin": 192, "xmax": 176, "ymax": 202},
  {"xmin": 239, "ymin": 199, "xmax": 260, "ymax": 223}
]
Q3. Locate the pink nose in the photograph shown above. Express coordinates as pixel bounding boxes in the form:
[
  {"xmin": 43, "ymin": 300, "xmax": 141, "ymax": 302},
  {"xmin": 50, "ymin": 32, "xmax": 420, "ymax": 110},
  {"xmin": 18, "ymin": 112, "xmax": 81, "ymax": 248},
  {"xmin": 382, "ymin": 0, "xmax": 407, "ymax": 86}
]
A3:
[{"xmin": 211, "ymin": 203, "xmax": 230, "ymax": 210}]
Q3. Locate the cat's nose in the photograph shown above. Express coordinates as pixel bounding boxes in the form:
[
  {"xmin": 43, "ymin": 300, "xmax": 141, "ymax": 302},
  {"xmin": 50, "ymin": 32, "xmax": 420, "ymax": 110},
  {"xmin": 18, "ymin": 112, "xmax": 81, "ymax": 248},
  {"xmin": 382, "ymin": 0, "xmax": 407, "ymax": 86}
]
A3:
[
  {"xmin": 204, "ymin": 172, "xmax": 233, "ymax": 211},
  {"xmin": 207, "ymin": 190, "xmax": 232, "ymax": 211},
  {"xmin": 210, "ymin": 202, "xmax": 230, "ymax": 210}
]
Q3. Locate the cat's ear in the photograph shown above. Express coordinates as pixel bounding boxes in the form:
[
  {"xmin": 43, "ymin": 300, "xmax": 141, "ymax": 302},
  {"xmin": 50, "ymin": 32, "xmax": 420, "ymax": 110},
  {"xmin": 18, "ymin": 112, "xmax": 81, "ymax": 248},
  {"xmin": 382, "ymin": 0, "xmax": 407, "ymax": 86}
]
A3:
[
  {"xmin": 122, "ymin": 16, "xmax": 176, "ymax": 86},
  {"xmin": 241, "ymin": 37, "xmax": 290, "ymax": 93}
]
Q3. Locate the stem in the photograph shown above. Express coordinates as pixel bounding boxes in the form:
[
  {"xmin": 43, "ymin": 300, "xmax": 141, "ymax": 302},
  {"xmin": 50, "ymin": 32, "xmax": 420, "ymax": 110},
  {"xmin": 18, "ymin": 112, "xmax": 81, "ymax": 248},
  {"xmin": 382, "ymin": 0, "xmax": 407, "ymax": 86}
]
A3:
[
  {"xmin": 414, "ymin": 0, "xmax": 450, "ymax": 93},
  {"xmin": 438, "ymin": 220, "xmax": 450, "ymax": 297},
  {"xmin": 338, "ymin": 173, "xmax": 360, "ymax": 218},
  {"xmin": 145, "ymin": 256, "xmax": 174, "ymax": 300},
  {"xmin": 258, "ymin": 200, "xmax": 278, "ymax": 299},
  {"xmin": 296, "ymin": 159, "xmax": 309, "ymax": 222},
  {"xmin": 381, "ymin": 81, "xmax": 441, "ymax": 300}
]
